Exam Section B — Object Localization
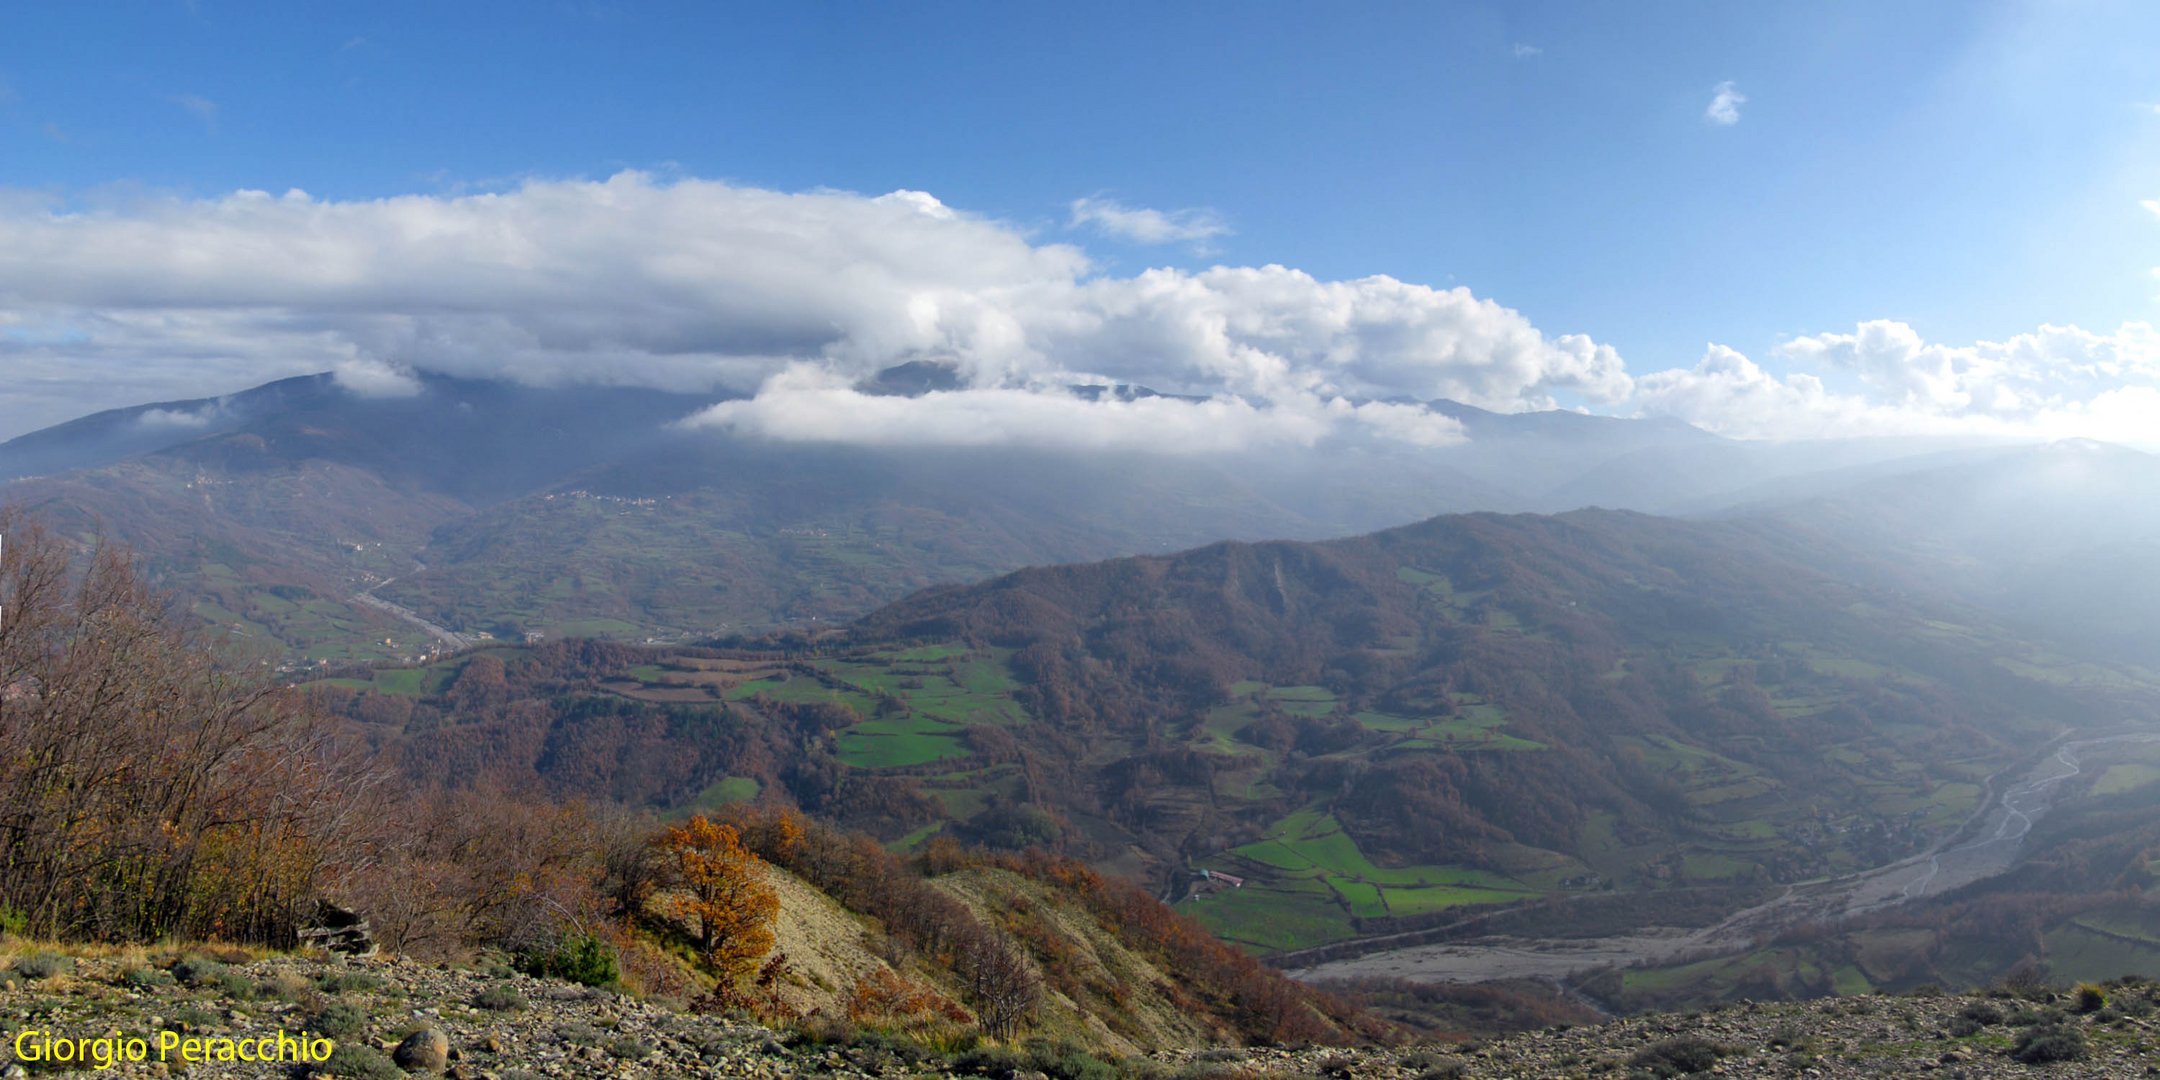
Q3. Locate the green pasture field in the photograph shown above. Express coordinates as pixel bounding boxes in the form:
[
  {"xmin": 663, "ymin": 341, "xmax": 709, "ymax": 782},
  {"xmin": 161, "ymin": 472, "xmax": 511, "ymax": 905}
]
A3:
[
  {"xmin": 2094, "ymin": 762, "xmax": 2160, "ymax": 796},
  {"xmin": 727, "ymin": 676, "xmax": 876, "ymax": 716},
  {"xmin": 1186, "ymin": 806, "xmax": 1536, "ymax": 951},
  {"xmin": 2042, "ymin": 923, "xmax": 2160, "ymax": 985},
  {"xmin": 1183, "ymin": 876, "xmax": 1354, "ymax": 954},
  {"xmin": 681, "ymin": 776, "xmax": 761, "ymax": 815},
  {"xmin": 834, "ymin": 727, "xmax": 970, "ymax": 769},
  {"xmin": 880, "ymin": 643, "xmax": 972, "ymax": 662}
]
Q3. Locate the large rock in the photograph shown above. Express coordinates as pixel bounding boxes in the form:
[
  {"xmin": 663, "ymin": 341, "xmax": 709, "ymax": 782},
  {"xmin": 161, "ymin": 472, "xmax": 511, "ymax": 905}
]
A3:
[
  {"xmin": 391, "ymin": 1027, "xmax": 450, "ymax": 1074},
  {"xmin": 297, "ymin": 899, "xmax": 378, "ymax": 957}
]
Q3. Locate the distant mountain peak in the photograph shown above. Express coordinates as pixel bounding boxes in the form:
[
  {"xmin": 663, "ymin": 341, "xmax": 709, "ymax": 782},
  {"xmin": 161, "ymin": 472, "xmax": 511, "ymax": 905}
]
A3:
[{"xmin": 856, "ymin": 359, "xmax": 965, "ymax": 397}]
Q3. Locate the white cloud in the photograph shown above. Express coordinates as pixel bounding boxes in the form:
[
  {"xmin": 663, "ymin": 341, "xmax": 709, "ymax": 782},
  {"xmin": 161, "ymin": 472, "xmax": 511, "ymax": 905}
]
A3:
[
  {"xmin": 136, "ymin": 405, "xmax": 217, "ymax": 429},
  {"xmin": 1512, "ymin": 43, "xmax": 1542, "ymax": 58},
  {"xmin": 1633, "ymin": 344, "xmax": 1950, "ymax": 441},
  {"xmin": 172, "ymin": 94, "xmax": 218, "ymax": 131},
  {"xmin": 1635, "ymin": 321, "xmax": 2160, "ymax": 445},
  {"xmin": 14, "ymin": 173, "xmax": 2152, "ymax": 453},
  {"xmin": 686, "ymin": 365, "xmax": 1319, "ymax": 453},
  {"xmin": 332, "ymin": 358, "xmax": 424, "ymax": 398},
  {"xmin": 1705, "ymin": 81, "xmax": 1746, "ymax": 126},
  {"xmin": 874, "ymin": 189, "xmax": 956, "ymax": 220},
  {"xmin": 1068, "ymin": 196, "xmax": 1229, "ymax": 247},
  {"xmin": 0, "ymin": 173, "xmax": 1617, "ymax": 449}
]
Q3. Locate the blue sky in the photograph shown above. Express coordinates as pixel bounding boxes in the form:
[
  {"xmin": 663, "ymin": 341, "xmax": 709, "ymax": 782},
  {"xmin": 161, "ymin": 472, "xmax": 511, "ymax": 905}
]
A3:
[{"xmin": 1, "ymin": 1, "xmax": 2157, "ymax": 445}]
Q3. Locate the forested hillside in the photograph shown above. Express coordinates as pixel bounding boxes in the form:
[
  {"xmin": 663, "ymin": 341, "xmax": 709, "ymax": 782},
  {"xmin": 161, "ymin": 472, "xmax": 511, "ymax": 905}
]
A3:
[
  {"xmin": 312, "ymin": 508, "xmax": 2160, "ymax": 962},
  {"xmin": 0, "ymin": 510, "xmax": 1378, "ymax": 1055}
]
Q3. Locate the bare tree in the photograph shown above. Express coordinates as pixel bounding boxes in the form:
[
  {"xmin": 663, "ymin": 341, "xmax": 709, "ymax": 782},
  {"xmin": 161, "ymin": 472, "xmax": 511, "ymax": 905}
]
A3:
[
  {"xmin": 957, "ymin": 931, "xmax": 1040, "ymax": 1040},
  {"xmin": 0, "ymin": 509, "xmax": 376, "ymax": 944}
]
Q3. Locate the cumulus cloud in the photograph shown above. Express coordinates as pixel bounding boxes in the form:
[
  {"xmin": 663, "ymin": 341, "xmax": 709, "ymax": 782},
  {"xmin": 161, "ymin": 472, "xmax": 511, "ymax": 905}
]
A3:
[
  {"xmin": 18, "ymin": 173, "xmax": 2149, "ymax": 452},
  {"xmin": 1635, "ymin": 320, "xmax": 2160, "ymax": 444},
  {"xmin": 1705, "ymin": 81, "xmax": 1746, "ymax": 126},
  {"xmin": 0, "ymin": 173, "xmax": 1619, "ymax": 450},
  {"xmin": 1068, "ymin": 197, "xmax": 1229, "ymax": 247},
  {"xmin": 1634, "ymin": 344, "xmax": 1953, "ymax": 441}
]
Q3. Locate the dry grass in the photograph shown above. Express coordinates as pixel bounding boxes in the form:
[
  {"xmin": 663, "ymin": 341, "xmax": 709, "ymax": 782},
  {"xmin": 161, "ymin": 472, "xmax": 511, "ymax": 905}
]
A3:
[{"xmin": 0, "ymin": 938, "xmax": 277, "ymax": 968}]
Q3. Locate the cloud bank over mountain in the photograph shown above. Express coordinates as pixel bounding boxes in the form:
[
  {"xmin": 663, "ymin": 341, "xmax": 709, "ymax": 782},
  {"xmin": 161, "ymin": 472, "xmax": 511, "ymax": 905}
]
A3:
[
  {"xmin": 1635, "ymin": 320, "xmax": 2160, "ymax": 443},
  {"xmin": 0, "ymin": 172, "xmax": 2152, "ymax": 449}
]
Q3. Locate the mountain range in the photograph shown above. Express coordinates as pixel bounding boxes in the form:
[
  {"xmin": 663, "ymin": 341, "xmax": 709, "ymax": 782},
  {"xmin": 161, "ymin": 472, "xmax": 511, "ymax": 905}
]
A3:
[{"xmin": 0, "ymin": 370, "xmax": 2062, "ymax": 665}]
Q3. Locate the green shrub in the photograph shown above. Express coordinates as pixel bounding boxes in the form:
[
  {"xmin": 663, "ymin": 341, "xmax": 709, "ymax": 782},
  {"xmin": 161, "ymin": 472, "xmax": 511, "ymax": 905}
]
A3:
[
  {"xmin": 605, "ymin": 1036, "xmax": 653, "ymax": 1061},
  {"xmin": 322, "ymin": 1042, "xmax": 404, "ymax": 1080},
  {"xmin": 1172, "ymin": 1068, "xmax": 1246, "ymax": 1080},
  {"xmin": 2011, "ymin": 1022, "xmax": 2088, "ymax": 1064},
  {"xmin": 2073, "ymin": 982, "xmax": 2108, "ymax": 1014},
  {"xmin": 169, "ymin": 956, "xmax": 228, "ymax": 988},
  {"xmin": 1958, "ymin": 1000, "xmax": 2004, "ymax": 1025},
  {"xmin": 1766, "ymin": 1022, "xmax": 1815, "ymax": 1052},
  {"xmin": 475, "ymin": 983, "xmax": 529, "ymax": 1012},
  {"xmin": 0, "ymin": 906, "xmax": 28, "ymax": 938},
  {"xmin": 1024, "ymin": 1041, "xmax": 1118, "ymax": 1080},
  {"xmin": 314, "ymin": 970, "xmax": 384, "ymax": 995},
  {"xmin": 954, "ymin": 1045, "xmax": 1027, "ymax": 1076},
  {"xmin": 121, "ymin": 966, "xmax": 176, "ymax": 990},
  {"xmin": 12, "ymin": 953, "xmax": 74, "ymax": 980},
  {"xmin": 253, "ymin": 974, "xmax": 308, "ymax": 1000},
  {"xmin": 1628, "ymin": 1035, "xmax": 1730, "ymax": 1077},
  {"xmin": 308, "ymin": 1001, "xmax": 369, "ymax": 1039},
  {"xmin": 514, "ymin": 932, "xmax": 619, "ymax": 988},
  {"xmin": 2003, "ymin": 1005, "xmax": 2053, "ymax": 1026},
  {"xmin": 170, "ymin": 1004, "xmax": 219, "ymax": 1031},
  {"xmin": 555, "ymin": 1021, "xmax": 604, "ymax": 1046}
]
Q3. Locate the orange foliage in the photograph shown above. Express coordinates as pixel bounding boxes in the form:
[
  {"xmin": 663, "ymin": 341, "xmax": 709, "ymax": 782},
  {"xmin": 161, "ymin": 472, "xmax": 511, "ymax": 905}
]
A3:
[
  {"xmin": 846, "ymin": 967, "xmax": 972, "ymax": 1031},
  {"xmin": 651, "ymin": 815, "xmax": 780, "ymax": 982}
]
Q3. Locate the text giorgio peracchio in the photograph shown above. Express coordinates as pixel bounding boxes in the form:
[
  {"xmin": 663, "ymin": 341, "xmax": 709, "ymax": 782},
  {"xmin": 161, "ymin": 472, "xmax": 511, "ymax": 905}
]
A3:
[{"xmin": 11, "ymin": 1027, "xmax": 336, "ymax": 1070}]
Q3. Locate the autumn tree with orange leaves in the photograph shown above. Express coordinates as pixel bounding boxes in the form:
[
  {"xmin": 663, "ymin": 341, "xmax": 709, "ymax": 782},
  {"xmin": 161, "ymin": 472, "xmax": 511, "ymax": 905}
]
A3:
[{"xmin": 651, "ymin": 815, "xmax": 779, "ymax": 982}]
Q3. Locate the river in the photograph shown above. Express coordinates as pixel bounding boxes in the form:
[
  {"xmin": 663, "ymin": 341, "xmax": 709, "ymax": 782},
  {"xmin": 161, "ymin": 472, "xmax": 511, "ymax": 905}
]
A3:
[{"xmin": 1290, "ymin": 729, "xmax": 2160, "ymax": 988}]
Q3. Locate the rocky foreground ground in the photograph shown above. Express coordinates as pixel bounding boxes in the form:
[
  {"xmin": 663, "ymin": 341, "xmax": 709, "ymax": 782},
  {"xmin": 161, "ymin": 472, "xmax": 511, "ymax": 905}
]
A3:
[{"xmin": 0, "ymin": 949, "xmax": 2157, "ymax": 1078}]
